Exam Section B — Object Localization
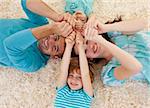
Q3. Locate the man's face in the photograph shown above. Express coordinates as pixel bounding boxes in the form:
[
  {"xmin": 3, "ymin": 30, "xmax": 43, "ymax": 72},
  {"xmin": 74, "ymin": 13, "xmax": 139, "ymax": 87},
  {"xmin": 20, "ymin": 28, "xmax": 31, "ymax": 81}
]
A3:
[{"xmin": 38, "ymin": 34, "xmax": 65, "ymax": 58}]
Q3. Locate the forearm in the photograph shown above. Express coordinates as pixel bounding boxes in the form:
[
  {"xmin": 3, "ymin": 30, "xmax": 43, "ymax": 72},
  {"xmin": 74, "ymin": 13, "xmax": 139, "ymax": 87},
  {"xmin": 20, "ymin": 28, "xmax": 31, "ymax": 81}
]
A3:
[
  {"xmin": 79, "ymin": 46, "xmax": 93, "ymax": 96},
  {"xmin": 104, "ymin": 18, "xmax": 147, "ymax": 34},
  {"xmin": 79, "ymin": 46, "xmax": 90, "ymax": 76},
  {"xmin": 26, "ymin": 0, "xmax": 61, "ymax": 21},
  {"xmin": 57, "ymin": 45, "xmax": 72, "ymax": 87},
  {"xmin": 31, "ymin": 24, "xmax": 55, "ymax": 40},
  {"xmin": 96, "ymin": 36, "xmax": 142, "ymax": 73}
]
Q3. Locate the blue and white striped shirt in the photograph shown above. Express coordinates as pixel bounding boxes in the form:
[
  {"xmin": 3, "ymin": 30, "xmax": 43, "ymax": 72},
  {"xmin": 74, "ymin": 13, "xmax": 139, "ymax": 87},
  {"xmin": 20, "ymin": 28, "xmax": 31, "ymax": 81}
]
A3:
[{"xmin": 55, "ymin": 85, "xmax": 93, "ymax": 108}]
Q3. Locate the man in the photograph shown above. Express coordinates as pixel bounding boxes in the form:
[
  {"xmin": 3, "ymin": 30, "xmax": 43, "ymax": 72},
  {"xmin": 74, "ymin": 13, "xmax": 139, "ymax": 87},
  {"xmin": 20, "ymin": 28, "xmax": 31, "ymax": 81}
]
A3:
[{"xmin": 0, "ymin": 0, "xmax": 74, "ymax": 72}]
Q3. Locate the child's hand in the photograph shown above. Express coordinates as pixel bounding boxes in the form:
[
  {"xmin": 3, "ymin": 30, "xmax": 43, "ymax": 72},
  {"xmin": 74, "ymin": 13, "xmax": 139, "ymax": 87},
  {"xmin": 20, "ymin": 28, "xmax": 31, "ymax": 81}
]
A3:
[
  {"xmin": 52, "ymin": 21, "xmax": 73, "ymax": 38},
  {"xmin": 75, "ymin": 32, "xmax": 85, "ymax": 50},
  {"xmin": 65, "ymin": 31, "xmax": 76, "ymax": 47}
]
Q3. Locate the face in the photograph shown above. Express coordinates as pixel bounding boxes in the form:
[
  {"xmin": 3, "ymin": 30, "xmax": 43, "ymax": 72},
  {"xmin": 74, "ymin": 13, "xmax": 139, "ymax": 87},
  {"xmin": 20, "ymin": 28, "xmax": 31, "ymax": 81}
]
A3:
[
  {"xmin": 73, "ymin": 11, "xmax": 87, "ymax": 33},
  {"xmin": 67, "ymin": 68, "xmax": 83, "ymax": 90},
  {"xmin": 74, "ymin": 40, "xmax": 104, "ymax": 58},
  {"xmin": 38, "ymin": 34, "xmax": 65, "ymax": 58}
]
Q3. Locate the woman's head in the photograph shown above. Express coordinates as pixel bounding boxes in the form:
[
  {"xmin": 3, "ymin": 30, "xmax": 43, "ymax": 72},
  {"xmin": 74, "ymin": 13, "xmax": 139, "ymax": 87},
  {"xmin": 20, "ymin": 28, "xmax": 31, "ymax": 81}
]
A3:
[
  {"xmin": 74, "ymin": 16, "xmax": 122, "ymax": 59},
  {"xmin": 67, "ymin": 57, "xmax": 94, "ymax": 90}
]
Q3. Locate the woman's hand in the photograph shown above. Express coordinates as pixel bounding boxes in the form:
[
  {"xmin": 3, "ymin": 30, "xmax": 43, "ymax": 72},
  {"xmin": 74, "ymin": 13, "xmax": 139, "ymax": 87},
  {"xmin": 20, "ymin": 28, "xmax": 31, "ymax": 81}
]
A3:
[{"xmin": 84, "ymin": 15, "xmax": 107, "ymax": 36}]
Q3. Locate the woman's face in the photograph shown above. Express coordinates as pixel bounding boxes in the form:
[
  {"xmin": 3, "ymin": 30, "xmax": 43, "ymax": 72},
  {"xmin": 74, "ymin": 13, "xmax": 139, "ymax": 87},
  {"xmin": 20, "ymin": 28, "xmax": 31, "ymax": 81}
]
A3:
[{"xmin": 74, "ymin": 40, "xmax": 105, "ymax": 58}]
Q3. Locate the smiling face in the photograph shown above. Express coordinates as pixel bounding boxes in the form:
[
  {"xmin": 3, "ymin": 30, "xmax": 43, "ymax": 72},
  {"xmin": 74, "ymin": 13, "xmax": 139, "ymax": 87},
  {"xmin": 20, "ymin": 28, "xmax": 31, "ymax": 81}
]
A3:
[
  {"xmin": 67, "ymin": 68, "xmax": 83, "ymax": 90},
  {"xmin": 74, "ymin": 40, "xmax": 105, "ymax": 58},
  {"xmin": 38, "ymin": 34, "xmax": 65, "ymax": 58},
  {"xmin": 73, "ymin": 11, "xmax": 87, "ymax": 33}
]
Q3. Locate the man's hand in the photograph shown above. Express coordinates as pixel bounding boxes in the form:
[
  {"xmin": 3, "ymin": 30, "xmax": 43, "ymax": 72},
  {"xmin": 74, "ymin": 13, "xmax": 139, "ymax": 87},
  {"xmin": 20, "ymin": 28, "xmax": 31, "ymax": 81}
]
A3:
[{"xmin": 52, "ymin": 21, "xmax": 73, "ymax": 37}]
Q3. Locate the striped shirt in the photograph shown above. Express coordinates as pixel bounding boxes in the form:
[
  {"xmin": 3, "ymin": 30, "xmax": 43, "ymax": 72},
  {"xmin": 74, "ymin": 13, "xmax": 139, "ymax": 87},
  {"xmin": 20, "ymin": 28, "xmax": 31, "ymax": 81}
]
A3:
[{"xmin": 55, "ymin": 85, "xmax": 93, "ymax": 108}]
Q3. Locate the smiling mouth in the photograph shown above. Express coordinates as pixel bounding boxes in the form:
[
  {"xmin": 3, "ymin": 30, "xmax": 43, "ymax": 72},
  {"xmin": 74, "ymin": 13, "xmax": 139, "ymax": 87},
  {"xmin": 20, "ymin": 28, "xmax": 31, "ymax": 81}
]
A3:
[
  {"xmin": 42, "ymin": 37, "xmax": 49, "ymax": 49},
  {"xmin": 70, "ymin": 83, "xmax": 78, "ymax": 86}
]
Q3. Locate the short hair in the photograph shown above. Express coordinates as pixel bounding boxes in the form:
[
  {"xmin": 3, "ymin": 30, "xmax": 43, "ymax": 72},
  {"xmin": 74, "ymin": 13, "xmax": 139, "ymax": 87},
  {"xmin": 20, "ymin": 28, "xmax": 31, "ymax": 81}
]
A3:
[{"xmin": 68, "ymin": 57, "xmax": 94, "ymax": 83}]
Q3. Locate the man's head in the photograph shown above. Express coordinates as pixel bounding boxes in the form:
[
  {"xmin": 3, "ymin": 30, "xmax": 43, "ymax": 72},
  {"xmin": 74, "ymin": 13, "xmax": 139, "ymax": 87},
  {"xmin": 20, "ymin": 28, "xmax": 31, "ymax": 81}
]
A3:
[{"xmin": 38, "ymin": 34, "xmax": 65, "ymax": 58}]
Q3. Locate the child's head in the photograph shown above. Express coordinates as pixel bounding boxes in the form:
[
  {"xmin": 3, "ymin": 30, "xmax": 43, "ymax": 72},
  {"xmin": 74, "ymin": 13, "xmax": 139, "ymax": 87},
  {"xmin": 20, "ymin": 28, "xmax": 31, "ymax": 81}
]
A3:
[
  {"xmin": 67, "ymin": 57, "xmax": 94, "ymax": 90},
  {"xmin": 73, "ymin": 11, "xmax": 88, "ymax": 32}
]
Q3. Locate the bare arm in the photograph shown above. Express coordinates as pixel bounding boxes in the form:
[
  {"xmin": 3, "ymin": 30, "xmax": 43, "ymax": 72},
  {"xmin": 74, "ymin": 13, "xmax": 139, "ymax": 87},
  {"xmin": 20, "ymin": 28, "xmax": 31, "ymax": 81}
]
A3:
[
  {"xmin": 76, "ymin": 32, "xmax": 93, "ymax": 96},
  {"xmin": 31, "ymin": 21, "xmax": 73, "ymax": 40},
  {"xmin": 57, "ymin": 32, "xmax": 75, "ymax": 88},
  {"xmin": 103, "ymin": 18, "xmax": 147, "ymax": 35},
  {"xmin": 26, "ymin": 0, "xmax": 62, "ymax": 22},
  {"xmin": 93, "ymin": 35, "xmax": 143, "ymax": 80}
]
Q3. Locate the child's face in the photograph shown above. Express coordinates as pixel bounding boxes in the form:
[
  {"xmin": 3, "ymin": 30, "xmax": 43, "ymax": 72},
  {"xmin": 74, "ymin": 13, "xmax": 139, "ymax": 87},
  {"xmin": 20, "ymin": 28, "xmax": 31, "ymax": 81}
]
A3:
[
  {"xmin": 67, "ymin": 68, "xmax": 83, "ymax": 90},
  {"xmin": 73, "ymin": 11, "xmax": 87, "ymax": 32}
]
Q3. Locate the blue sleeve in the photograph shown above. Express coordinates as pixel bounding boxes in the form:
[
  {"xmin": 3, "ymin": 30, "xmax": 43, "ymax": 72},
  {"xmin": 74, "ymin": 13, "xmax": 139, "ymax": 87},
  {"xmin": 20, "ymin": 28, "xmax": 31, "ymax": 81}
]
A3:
[
  {"xmin": 3, "ymin": 29, "xmax": 45, "ymax": 72},
  {"xmin": 21, "ymin": 0, "xmax": 49, "ymax": 26}
]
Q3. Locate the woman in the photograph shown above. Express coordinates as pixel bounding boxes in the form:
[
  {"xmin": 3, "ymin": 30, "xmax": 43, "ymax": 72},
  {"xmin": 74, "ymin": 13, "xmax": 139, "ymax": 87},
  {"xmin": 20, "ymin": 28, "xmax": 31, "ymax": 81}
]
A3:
[{"xmin": 75, "ymin": 16, "xmax": 150, "ymax": 86}]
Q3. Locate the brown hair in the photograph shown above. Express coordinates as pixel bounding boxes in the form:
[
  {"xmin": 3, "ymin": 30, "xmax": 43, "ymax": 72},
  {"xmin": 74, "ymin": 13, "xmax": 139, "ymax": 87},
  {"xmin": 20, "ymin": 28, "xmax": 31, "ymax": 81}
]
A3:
[{"xmin": 68, "ymin": 57, "xmax": 95, "ymax": 83}]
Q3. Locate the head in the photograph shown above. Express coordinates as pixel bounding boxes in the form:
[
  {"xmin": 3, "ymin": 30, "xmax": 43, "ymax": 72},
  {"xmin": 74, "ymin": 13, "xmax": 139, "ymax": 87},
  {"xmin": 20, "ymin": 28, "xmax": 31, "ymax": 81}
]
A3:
[
  {"xmin": 73, "ymin": 11, "xmax": 88, "ymax": 33},
  {"xmin": 38, "ymin": 34, "xmax": 65, "ymax": 58},
  {"xmin": 67, "ymin": 57, "xmax": 94, "ymax": 90},
  {"xmin": 74, "ymin": 16, "xmax": 122, "ymax": 59},
  {"xmin": 74, "ymin": 38, "xmax": 112, "ymax": 59}
]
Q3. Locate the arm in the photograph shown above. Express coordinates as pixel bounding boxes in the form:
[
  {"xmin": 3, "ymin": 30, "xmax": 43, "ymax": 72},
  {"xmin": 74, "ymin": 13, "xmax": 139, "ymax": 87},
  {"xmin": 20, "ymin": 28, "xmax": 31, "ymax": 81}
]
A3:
[
  {"xmin": 93, "ymin": 35, "xmax": 143, "ymax": 80},
  {"xmin": 26, "ymin": 0, "xmax": 62, "ymax": 22},
  {"xmin": 104, "ymin": 18, "xmax": 147, "ymax": 35},
  {"xmin": 57, "ymin": 32, "xmax": 75, "ymax": 88},
  {"xmin": 32, "ymin": 21, "xmax": 73, "ymax": 40},
  {"xmin": 85, "ymin": 15, "xmax": 147, "ymax": 36},
  {"xmin": 76, "ymin": 32, "xmax": 93, "ymax": 96}
]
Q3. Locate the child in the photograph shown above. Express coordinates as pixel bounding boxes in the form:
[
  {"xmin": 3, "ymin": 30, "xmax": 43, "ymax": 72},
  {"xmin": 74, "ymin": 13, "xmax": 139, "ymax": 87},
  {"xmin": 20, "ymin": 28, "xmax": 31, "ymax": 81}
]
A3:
[
  {"xmin": 54, "ymin": 31, "xmax": 94, "ymax": 108},
  {"xmin": 64, "ymin": 0, "xmax": 94, "ymax": 33}
]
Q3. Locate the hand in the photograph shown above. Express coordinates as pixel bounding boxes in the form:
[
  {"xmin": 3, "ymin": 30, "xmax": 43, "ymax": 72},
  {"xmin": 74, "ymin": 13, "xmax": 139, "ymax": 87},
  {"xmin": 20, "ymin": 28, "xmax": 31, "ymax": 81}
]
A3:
[
  {"xmin": 61, "ymin": 13, "xmax": 76, "ymax": 27},
  {"xmin": 65, "ymin": 31, "xmax": 76, "ymax": 47},
  {"xmin": 75, "ymin": 31, "xmax": 86, "ymax": 50},
  {"xmin": 84, "ymin": 15, "xmax": 106, "ymax": 36},
  {"xmin": 52, "ymin": 21, "xmax": 73, "ymax": 37}
]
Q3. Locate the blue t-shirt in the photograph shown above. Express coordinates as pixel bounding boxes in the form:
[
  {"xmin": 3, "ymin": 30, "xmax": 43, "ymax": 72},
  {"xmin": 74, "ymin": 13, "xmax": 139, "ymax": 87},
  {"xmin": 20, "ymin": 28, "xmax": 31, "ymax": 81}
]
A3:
[
  {"xmin": 0, "ymin": 0, "xmax": 49, "ymax": 72},
  {"xmin": 101, "ymin": 31, "xmax": 150, "ymax": 86},
  {"xmin": 55, "ymin": 85, "xmax": 93, "ymax": 108},
  {"xmin": 65, "ymin": 0, "xmax": 93, "ymax": 16}
]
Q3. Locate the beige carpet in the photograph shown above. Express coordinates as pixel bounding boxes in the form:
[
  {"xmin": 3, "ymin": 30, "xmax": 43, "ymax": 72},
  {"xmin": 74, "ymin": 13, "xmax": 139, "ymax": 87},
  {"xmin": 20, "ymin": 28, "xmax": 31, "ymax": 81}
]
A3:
[{"xmin": 0, "ymin": 0, "xmax": 150, "ymax": 108}]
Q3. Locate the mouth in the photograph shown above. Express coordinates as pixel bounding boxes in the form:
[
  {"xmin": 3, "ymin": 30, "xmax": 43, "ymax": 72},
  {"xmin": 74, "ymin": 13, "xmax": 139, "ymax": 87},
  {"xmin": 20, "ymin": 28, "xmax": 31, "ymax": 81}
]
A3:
[
  {"xmin": 41, "ymin": 37, "xmax": 49, "ymax": 50},
  {"xmin": 70, "ymin": 82, "xmax": 78, "ymax": 87}
]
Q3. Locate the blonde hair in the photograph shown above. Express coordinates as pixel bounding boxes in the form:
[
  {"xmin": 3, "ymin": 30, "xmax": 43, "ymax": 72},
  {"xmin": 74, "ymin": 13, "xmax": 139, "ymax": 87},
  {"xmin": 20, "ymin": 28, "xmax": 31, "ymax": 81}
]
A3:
[{"xmin": 68, "ymin": 57, "xmax": 94, "ymax": 83}]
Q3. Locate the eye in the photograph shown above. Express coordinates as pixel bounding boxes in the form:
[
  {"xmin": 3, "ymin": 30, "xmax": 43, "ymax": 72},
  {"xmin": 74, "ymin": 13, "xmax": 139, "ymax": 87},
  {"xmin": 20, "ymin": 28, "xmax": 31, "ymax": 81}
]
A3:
[
  {"xmin": 76, "ymin": 76, "xmax": 81, "ymax": 80},
  {"xmin": 69, "ymin": 75, "xmax": 73, "ymax": 78}
]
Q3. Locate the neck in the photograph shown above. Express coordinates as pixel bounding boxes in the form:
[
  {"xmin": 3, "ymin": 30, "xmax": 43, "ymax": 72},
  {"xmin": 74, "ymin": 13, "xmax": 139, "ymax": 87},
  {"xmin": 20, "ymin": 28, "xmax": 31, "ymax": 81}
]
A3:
[{"xmin": 99, "ymin": 50, "xmax": 113, "ymax": 61}]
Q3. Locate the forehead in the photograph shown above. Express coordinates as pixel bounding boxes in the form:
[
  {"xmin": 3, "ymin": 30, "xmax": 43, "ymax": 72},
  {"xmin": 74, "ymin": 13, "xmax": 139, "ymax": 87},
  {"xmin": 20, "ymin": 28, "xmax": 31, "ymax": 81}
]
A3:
[{"xmin": 69, "ymin": 68, "xmax": 81, "ymax": 75}]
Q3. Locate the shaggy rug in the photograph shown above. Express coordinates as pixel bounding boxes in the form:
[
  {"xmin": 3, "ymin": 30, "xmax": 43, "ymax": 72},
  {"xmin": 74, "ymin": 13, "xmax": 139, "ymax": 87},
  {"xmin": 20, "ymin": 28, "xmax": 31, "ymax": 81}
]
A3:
[{"xmin": 0, "ymin": 0, "xmax": 150, "ymax": 108}]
